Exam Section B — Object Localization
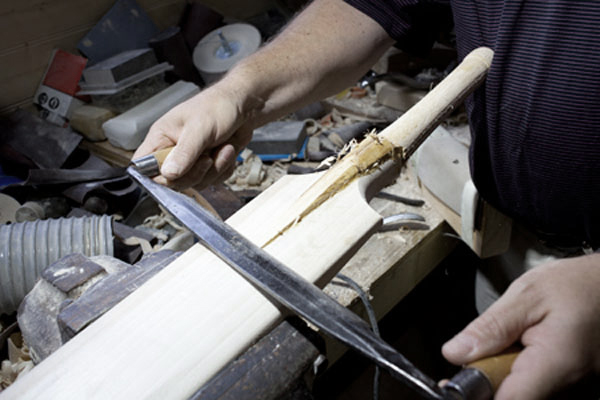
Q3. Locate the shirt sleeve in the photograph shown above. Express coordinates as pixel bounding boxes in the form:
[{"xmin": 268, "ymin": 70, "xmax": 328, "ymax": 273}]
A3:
[{"xmin": 343, "ymin": 0, "xmax": 452, "ymax": 57}]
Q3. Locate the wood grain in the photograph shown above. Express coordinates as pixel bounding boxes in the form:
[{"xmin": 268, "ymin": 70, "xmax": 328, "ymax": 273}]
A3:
[
  {"xmin": 263, "ymin": 48, "xmax": 493, "ymax": 247},
  {"xmin": 78, "ymin": 139, "xmax": 134, "ymax": 167},
  {"xmin": 1, "ymin": 168, "xmax": 385, "ymax": 399}
]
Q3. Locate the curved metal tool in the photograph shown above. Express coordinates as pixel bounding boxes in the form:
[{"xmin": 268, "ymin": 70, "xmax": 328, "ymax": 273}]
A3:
[
  {"xmin": 127, "ymin": 46, "xmax": 513, "ymax": 399},
  {"xmin": 128, "ymin": 166, "xmax": 444, "ymax": 399},
  {"xmin": 129, "ymin": 166, "xmax": 513, "ymax": 400}
]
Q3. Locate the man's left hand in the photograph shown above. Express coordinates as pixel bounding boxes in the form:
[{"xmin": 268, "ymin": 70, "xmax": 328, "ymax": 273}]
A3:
[{"xmin": 442, "ymin": 253, "xmax": 600, "ymax": 399}]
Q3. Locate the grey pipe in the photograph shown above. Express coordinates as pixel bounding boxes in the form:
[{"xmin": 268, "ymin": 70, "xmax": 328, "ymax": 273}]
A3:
[{"xmin": 0, "ymin": 215, "xmax": 113, "ymax": 315}]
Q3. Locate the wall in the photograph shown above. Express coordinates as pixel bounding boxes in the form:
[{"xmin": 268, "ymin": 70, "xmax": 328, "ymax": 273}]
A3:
[{"xmin": 0, "ymin": 0, "xmax": 188, "ymax": 115}]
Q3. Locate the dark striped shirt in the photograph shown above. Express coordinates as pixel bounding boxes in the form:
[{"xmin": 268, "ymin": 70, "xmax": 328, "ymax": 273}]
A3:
[{"xmin": 346, "ymin": 0, "xmax": 600, "ymax": 246}]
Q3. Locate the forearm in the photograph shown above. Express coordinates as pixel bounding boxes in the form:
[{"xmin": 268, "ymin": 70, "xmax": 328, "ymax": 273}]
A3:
[
  {"xmin": 134, "ymin": 0, "xmax": 394, "ymax": 188},
  {"xmin": 214, "ymin": 0, "xmax": 394, "ymax": 127}
]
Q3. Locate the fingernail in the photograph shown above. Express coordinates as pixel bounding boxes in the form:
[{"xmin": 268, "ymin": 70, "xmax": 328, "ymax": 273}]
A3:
[{"xmin": 442, "ymin": 334, "xmax": 476, "ymax": 359}]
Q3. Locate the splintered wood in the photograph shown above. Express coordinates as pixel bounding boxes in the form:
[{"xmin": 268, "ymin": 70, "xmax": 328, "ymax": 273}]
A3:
[
  {"xmin": 262, "ymin": 47, "xmax": 493, "ymax": 247},
  {"xmin": 263, "ymin": 133, "xmax": 398, "ymax": 247}
]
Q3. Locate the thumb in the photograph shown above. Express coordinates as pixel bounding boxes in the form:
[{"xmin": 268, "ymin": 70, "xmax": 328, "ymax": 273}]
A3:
[{"xmin": 442, "ymin": 281, "xmax": 542, "ymax": 365}]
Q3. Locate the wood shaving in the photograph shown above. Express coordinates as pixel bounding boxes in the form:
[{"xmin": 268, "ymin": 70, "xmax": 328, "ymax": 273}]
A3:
[
  {"xmin": 367, "ymin": 129, "xmax": 382, "ymax": 144},
  {"xmin": 1, "ymin": 334, "xmax": 33, "ymax": 391},
  {"xmin": 336, "ymin": 138, "xmax": 359, "ymax": 161},
  {"xmin": 317, "ymin": 155, "xmax": 336, "ymax": 170}
]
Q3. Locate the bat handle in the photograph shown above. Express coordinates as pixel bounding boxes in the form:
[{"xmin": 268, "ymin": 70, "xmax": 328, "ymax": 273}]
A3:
[
  {"xmin": 130, "ymin": 147, "xmax": 174, "ymax": 177},
  {"xmin": 443, "ymin": 349, "xmax": 520, "ymax": 400}
]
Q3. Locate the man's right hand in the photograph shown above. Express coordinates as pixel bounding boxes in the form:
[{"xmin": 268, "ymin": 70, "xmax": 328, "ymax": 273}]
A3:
[
  {"xmin": 132, "ymin": 84, "xmax": 255, "ymax": 190},
  {"xmin": 133, "ymin": 0, "xmax": 394, "ymax": 190}
]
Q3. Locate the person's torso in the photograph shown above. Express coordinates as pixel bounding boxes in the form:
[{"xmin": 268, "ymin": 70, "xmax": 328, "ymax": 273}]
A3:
[{"xmin": 452, "ymin": 0, "xmax": 600, "ymax": 246}]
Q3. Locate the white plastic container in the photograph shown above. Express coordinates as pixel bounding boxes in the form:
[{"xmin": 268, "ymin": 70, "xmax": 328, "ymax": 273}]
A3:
[
  {"xmin": 193, "ymin": 23, "xmax": 261, "ymax": 84},
  {"xmin": 102, "ymin": 80, "xmax": 200, "ymax": 150}
]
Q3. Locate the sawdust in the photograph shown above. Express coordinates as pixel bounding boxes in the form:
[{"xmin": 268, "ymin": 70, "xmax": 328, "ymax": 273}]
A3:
[{"xmin": 1, "ymin": 333, "xmax": 33, "ymax": 391}]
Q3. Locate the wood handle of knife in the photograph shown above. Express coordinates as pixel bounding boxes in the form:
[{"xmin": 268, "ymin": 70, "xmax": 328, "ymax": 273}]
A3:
[
  {"xmin": 467, "ymin": 348, "xmax": 520, "ymax": 391},
  {"xmin": 152, "ymin": 146, "xmax": 174, "ymax": 170}
]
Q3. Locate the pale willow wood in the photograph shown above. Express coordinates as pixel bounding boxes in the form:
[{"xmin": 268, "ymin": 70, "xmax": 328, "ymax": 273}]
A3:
[
  {"xmin": 264, "ymin": 47, "xmax": 493, "ymax": 246},
  {"xmin": 2, "ymin": 172, "xmax": 383, "ymax": 400},
  {"xmin": 1, "ymin": 48, "xmax": 493, "ymax": 400}
]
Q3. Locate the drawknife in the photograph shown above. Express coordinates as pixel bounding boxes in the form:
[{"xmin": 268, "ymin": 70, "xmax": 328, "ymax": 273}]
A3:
[{"xmin": 129, "ymin": 47, "xmax": 518, "ymax": 400}]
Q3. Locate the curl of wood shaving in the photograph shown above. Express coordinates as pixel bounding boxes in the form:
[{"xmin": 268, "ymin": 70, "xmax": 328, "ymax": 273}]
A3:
[
  {"xmin": 367, "ymin": 130, "xmax": 401, "ymax": 161},
  {"xmin": 336, "ymin": 138, "xmax": 359, "ymax": 162},
  {"xmin": 316, "ymin": 136, "xmax": 360, "ymax": 170},
  {"xmin": 317, "ymin": 155, "xmax": 337, "ymax": 170},
  {"xmin": 367, "ymin": 129, "xmax": 381, "ymax": 143}
]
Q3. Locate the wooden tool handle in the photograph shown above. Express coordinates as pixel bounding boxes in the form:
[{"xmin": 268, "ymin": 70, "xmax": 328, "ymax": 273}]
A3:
[
  {"xmin": 152, "ymin": 146, "xmax": 174, "ymax": 170},
  {"xmin": 130, "ymin": 146, "xmax": 174, "ymax": 176},
  {"xmin": 467, "ymin": 348, "xmax": 520, "ymax": 391},
  {"xmin": 446, "ymin": 347, "xmax": 520, "ymax": 399}
]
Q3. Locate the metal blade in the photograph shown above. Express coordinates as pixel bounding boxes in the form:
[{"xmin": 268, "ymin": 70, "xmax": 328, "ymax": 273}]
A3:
[{"xmin": 128, "ymin": 166, "xmax": 445, "ymax": 400}]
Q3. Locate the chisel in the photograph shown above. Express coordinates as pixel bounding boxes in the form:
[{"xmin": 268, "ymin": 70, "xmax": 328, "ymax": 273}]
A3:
[
  {"xmin": 127, "ymin": 165, "xmax": 518, "ymax": 400},
  {"xmin": 129, "ymin": 47, "xmax": 517, "ymax": 399}
]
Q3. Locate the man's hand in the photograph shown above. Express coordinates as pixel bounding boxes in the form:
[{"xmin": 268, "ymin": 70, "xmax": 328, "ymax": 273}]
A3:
[
  {"xmin": 132, "ymin": 84, "xmax": 255, "ymax": 190},
  {"xmin": 442, "ymin": 254, "xmax": 600, "ymax": 399},
  {"xmin": 132, "ymin": 0, "xmax": 393, "ymax": 190}
]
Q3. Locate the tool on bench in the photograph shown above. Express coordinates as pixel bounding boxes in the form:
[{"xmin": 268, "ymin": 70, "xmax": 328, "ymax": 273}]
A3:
[
  {"xmin": 381, "ymin": 212, "xmax": 428, "ymax": 231},
  {"xmin": 128, "ymin": 47, "xmax": 519, "ymax": 400}
]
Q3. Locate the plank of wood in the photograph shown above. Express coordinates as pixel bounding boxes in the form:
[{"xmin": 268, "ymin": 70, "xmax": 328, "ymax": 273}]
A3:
[
  {"xmin": 1, "ymin": 48, "xmax": 492, "ymax": 399},
  {"xmin": 1, "ymin": 169, "xmax": 384, "ymax": 399},
  {"xmin": 196, "ymin": 174, "xmax": 457, "ymax": 399},
  {"xmin": 196, "ymin": 169, "xmax": 455, "ymax": 396},
  {"xmin": 79, "ymin": 139, "xmax": 134, "ymax": 167}
]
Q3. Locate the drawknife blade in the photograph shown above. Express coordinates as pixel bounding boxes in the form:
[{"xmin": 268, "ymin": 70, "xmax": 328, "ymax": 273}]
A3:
[{"xmin": 127, "ymin": 166, "xmax": 446, "ymax": 400}]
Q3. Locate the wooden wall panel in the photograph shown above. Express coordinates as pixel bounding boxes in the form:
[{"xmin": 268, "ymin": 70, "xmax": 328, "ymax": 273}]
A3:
[{"xmin": 0, "ymin": 0, "xmax": 187, "ymax": 115}]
